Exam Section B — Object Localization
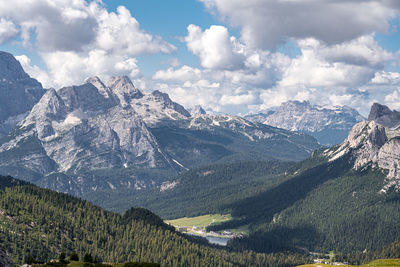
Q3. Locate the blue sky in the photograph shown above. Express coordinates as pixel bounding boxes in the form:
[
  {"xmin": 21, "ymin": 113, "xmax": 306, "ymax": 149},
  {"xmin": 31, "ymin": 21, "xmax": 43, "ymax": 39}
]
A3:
[{"xmin": 0, "ymin": 0, "xmax": 400, "ymax": 116}]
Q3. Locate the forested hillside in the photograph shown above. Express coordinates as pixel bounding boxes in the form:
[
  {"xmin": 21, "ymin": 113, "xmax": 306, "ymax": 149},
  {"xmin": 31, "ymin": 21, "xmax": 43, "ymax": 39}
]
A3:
[
  {"xmin": 0, "ymin": 175, "xmax": 309, "ymax": 267},
  {"xmin": 208, "ymin": 152, "xmax": 400, "ymax": 254},
  {"xmin": 87, "ymin": 161, "xmax": 293, "ymax": 217}
]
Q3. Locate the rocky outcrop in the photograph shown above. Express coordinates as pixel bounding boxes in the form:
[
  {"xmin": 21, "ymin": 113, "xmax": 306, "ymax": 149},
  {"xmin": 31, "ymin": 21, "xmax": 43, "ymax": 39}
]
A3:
[
  {"xmin": 0, "ymin": 245, "xmax": 12, "ymax": 267},
  {"xmin": 246, "ymin": 100, "xmax": 365, "ymax": 145},
  {"xmin": 0, "ymin": 76, "xmax": 180, "ymax": 193},
  {"xmin": 368, "ymin": 103, "xmax": 400, "ymax": 128},
  {"xmin": 0, "ymin": 51, "xmax": 45, "ymax": 137},
  {"xmin": 325, "ymin": 121, "xmax": 387, "ymax": 168},
  {"xmin": 190, "ymin": 105, "xmax": 206, "ymax": 116},
  {"xmin": 325, "ymin": 105, "xmax": 400, "ymax": 192}
]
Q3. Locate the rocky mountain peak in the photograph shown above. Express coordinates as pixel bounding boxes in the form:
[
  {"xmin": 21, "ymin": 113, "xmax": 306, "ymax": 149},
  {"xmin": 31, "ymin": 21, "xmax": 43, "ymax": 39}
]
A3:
[
  {"xmin": 151, "ymin": 90, "xmax": 191, "ymax": 117},
  {"xmin": 281, "ymin": 100, "xmax": 312, "ymax": 111},
  {"xmin": 190, "ymin": 105, "xmax": 206, "ymax": 116},
  {"xmin": 368, "ymin": 103, "xmax": 393, "ymax": 120},
  {"xmin": 0, "ymin": 51, "xmax": 30, "ymax": 81},
  {"xmin": 57, "ymin": 83, "xmax": 115, "ymax": 112},
  {"xmin": 368, "ymin": 103, "xmax": 400, "ymax": 128},
  {"xmin": 106, "ymin": 76, "xmax": 143, "ymax": 106},
  {"xmin": 0, "ymin": 51, "xmax": 45, "ymax": 137},
  {"xmin": 325, "ymin": 104, "xmax": 400, "ymax": 192},
  {"xmin": 84, "ymin": 76, "xmax": 111, "ymax": 99}
]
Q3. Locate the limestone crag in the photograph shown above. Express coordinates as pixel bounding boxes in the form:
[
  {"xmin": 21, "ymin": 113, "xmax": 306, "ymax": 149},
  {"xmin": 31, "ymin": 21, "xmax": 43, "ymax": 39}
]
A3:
[
  {"xmin": 368, "ymin": 103, "xmax": 400, "ymax": 129},
  {"xmin": 325, "ymin": 103, "xmax": 400, "ymax": 192},
  {"xmin": 0, "ymin": 51, "xmax": 45, "ymax": 137},
  {"xmin": 189, "ymin": 105, "xmax": 206, "ymax": 116},
  {"xmin": 0, "ymin": 76, "xmax": 180, "ymax": 193}
]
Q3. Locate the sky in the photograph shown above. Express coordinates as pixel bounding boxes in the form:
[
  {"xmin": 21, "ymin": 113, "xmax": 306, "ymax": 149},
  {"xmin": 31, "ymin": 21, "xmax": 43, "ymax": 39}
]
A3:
[{"xmin": 1, "ymin": 0, "xmax": 400, "ymax": 116}]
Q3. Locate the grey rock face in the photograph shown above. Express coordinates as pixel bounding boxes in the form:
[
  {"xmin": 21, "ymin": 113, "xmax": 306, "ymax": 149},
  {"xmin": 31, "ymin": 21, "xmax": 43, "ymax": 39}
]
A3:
[
  {"xmin": 0, "ymin": 76, "xmax": 180, "ymax": 193},
  {"xmin": 151, "ymin": 90, "xmax": 191, "ymax": 117},
  {"xmin": 0, "ymin": 245, "xmax": 12, "ymax": 267},
  {"xmin": 325, "ymin": 105, "xmax": 400, "ymax": 192},
  {"xmin": 106, "ymin": 76, "xmax": 143, "ymax": 106},
  {"xmin": 129, "ymin": 89, "xmax": 191, "ymax": 126},
  {"xmin": 189, "ymin": 105, "xmax": 206, "ymax": 116},
  {"xmin": 368, "ymin": 103, "xmax": 400, "ymax": 128},
  {"xmin": 0, "ymin": 51, "xmax": 45, "ymax": 137},
  {"xmin": 247, "ymin": 100, "xmax": 365, "ymax": 145},
  {"xmin": 0, "ymin": 74, "xmax": 320, "ymax": 196}
]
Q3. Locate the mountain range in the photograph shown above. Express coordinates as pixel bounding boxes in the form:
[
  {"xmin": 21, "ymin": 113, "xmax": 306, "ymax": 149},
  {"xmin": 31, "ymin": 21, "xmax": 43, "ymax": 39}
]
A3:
[
  {"xmin": 0, "ymin": 51, "xmax": 319, "ymax": 203},
  {"xmin": 245, "ymin": 100, "xmax": 365, "ymax": 145}
]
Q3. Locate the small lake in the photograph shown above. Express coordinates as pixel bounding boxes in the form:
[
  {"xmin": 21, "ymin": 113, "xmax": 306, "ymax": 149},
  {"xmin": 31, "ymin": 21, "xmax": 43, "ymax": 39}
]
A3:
[
  {"xmin": 187, "ymin": 233, "xmax": 230, "ymax": 246},
  {"xmin": 204, "ymin": 236, "xmax": 230, "ymax": 246}
]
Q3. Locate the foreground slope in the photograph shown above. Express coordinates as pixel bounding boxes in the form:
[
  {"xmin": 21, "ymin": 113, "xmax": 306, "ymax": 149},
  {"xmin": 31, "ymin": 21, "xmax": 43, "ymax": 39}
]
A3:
[
  {"xmin": 0, "ymin": 175, "xmax": 309, "ymax": 267},
  {"xmin": 215, "ymin": 103, "xmax": 400, "ymax": 254}
]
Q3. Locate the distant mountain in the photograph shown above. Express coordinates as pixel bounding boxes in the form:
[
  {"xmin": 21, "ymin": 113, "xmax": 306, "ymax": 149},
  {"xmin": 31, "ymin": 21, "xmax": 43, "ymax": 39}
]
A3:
[
  {"xmin": 0, "ymin": 66, "xmax": 319, "ymax": 203},
  {"xmin": 0, "ymin": 175, "xmax": 307, "ymax": 266},
  {"xmin": 368, "ymin": 102, "xmax": 400, "ymax": 128},
  {"xmin": 245, "ymin": 100, "xmax": 365, "ymax": 145},
  {"xmin": 211, "ymin": 103, "xmax": 400, "ymax": 254},
  {"xmin": 0, "ymin": 51, "xmax": 45, "ymax": 137},
  {"xmin": 189, "ymin": 105, "xmax": 207, "ymax": 116}
]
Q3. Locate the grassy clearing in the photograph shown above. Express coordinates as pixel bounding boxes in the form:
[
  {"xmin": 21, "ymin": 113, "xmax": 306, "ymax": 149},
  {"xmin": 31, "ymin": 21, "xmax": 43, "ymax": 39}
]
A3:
[
  {"xmin": 165, "ymin": 214, "xmax": 232, "ymax": 228},
  {"xmin": 49, "ymin": 262, "xmax": 139, "ymax": 267},
  {"xmin": 297, "ymin": 259, "xmax": 400, "ymax": 267}
]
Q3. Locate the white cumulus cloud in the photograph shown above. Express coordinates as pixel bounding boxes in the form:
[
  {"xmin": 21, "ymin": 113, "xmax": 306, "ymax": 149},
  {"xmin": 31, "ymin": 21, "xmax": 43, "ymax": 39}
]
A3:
[
  {"xmin": 0, "ymin": 18, "xmax": 19, "ymax": 44},
  {"xmin": 0, "ymin": 0, "xmax": 176, "ymax": 87},
  {"xmin": 200, "ymin": 0, "xmax": 399, "ymax": 50},
  {"xmin": 185, "ymin": 24, "xmax": 245, "ymax": 69}
]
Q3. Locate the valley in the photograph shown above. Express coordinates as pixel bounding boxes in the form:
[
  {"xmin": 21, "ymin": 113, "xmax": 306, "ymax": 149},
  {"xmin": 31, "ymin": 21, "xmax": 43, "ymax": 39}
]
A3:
[
  {"xmin": 0, "ymin": 50, "xmax": 400, "ymax": 266},
  {"xmin": 165, "ymin": 214, "xmax": 243, "ymax": 246}
]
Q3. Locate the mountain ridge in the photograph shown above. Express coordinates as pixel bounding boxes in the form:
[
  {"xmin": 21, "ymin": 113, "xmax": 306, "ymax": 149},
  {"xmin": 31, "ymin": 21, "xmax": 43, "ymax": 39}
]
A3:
[
  {"xmin": 0, "ymin": 57, "xmax": 320, "ymax": 202},
  {"xmin": 245, "ymin": 100, "xmax": 365, "ymax": 145}
]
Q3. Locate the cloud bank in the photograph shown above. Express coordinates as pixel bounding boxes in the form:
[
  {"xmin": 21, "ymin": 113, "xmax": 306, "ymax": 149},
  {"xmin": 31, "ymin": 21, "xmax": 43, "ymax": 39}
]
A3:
[{"xmin": 0, "ymin": 0, "xmax": 175, "ymax": 87}]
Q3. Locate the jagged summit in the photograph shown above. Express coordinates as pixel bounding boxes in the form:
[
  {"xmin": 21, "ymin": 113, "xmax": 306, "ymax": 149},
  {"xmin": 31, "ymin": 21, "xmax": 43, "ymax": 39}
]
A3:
[
  {"xmin": 151, "ymin": 90, "xmax": 191, "ymax": 117},
  {"xmin": 106, "ymin": 76, "xmax": 144, "ymax": 106},
  {"xmin": 325, "ymin": 103, "xmax": 400, "ymax": 193},
  {"xmin": 368, "ymin": 103, "xmax": 400, "ymax": 128},
  {"xmin": 0, "ymin": 51, "xmax": 45, "ymax": 137},
  {"xmin": 0, "ymin": 51, "xmax": 31, "ymax": 81},
  {"xmin": 190, "ymin": 105, "xmax": 206, "ymax": 116},
  {"xmin": 84, "ymin": 76, "xmax": 111, "ymax": 98}
]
